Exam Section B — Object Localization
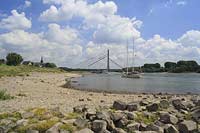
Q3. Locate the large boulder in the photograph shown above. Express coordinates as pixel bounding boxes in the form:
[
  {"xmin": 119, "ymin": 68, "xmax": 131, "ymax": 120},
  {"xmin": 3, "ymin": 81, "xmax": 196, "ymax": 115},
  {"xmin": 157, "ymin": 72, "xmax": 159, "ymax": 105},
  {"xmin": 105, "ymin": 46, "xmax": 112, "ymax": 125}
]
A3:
[
  {"xmin": 112, "ymin": 128, "xmax": 127, "ymax": 133},
  {"xmin": 191, "ymin": 107, "xmax": 200, "ymax": 123},
  {"xmin": 45, "ymin": 123, "xmax": 61, "ymax": 133},
  {"xmin": 115, "ymin": 117, "xmax": 129, "ymax": 128},
  {"xmin": 178, "ymin": 120, "xmax": 197, "ymax": 133},
  {"xmin": 172, "ymin": 99, "xmax": 186, "ymax": 110},
  {"xmin": 111, "ymin": 112, "xmax": 125, "ymax": 122},
  {"xmin": 159, "ymin": 100, "xmax": 169, "ymax": 109},
  {"xmin": 92, "ymin": 120, "xmax": 107, "ymax": 132},
  {"xmin": 73, "ymin": 118, "xmax": 88, "ymax": 128},
  {"xmin": 146, "ymin": 124, "xmax": 163, "ymax": 133},
  {"xmin": 26, "ymin": 130, "xmax": 39, "ymax": 133},
  {"xmin": 164, "ymin": 124, "xmax": 178, "ymax": 133},
  {"xmin": 127, "ymin": 103, "xmax": 139, "ymax": 112},
  {"xmin": 146, "ymin": 103, "xmax": 159, "ymax": 112},
  {"xmin": 127, "ymin": 123, "xmax": 140, "ymax": 132},
  {"xmin": 159, "ymin": 113, "xmax": 178, "ymax": 125},
  {"xmin": 113, "ymin": 101, "xmax": 127, "ymax": 110}
]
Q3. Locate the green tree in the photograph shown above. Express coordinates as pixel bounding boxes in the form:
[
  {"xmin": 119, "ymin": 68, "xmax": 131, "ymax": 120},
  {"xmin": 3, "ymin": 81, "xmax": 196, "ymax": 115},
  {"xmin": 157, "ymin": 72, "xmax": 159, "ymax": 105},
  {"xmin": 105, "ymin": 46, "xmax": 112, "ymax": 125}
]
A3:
[
  {"xmin": 164, "ymin": 62, "xmax": 177, "ymax": 69},
  {"xmin": 44, "ymin": 63, "xmax": 57, "ymax": 68},
  {"xmin": 6, "ymin": 53, "xmax": 23, "ymax": 66}
]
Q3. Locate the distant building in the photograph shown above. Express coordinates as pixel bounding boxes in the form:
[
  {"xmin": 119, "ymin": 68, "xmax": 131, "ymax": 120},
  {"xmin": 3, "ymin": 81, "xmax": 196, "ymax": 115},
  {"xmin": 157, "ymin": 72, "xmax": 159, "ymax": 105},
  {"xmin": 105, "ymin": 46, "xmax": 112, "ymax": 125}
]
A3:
[{"xmin": 22, "ymin": 61, "xmax": 33, "ymax": 66}]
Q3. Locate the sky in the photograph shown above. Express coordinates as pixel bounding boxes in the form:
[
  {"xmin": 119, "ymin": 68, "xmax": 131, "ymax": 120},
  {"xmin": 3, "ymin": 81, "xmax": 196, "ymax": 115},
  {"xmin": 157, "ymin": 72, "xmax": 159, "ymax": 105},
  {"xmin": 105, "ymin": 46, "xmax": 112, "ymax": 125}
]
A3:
[{"xmin": 0, "ymin": 0, "xmax": 200, "ymax": 68}]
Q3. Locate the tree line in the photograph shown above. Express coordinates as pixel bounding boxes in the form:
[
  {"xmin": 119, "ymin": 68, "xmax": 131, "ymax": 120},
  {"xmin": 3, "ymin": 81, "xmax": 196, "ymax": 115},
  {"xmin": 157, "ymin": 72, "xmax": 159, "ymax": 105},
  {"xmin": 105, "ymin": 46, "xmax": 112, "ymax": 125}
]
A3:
[{"xmin": 0, "ymin": 53, "xmax": 57, "ymax": 68}]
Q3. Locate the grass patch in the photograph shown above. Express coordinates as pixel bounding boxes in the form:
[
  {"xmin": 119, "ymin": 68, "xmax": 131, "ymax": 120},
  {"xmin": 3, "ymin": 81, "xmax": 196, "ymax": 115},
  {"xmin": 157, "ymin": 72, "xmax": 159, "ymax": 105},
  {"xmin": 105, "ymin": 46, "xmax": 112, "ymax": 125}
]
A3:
[
  {"xmin": 0, "ymin": 64, "xmax": 64, "ymax": 77},
  {"xmin": 59, "ymin": 123, "xmax": 76, "ymax": 132},
  {"xmin": 0, "ymin": 90, "xmax": 14, "ymax": 100},
  {"xmin": 135, "ymin": 112, "xmax": 159, "ymax": 125},
  {"xmin": 0, "ymin": 112, "xmax": 21, "ymax": 120},
  {"xmin": 65, "ymin": 112, "xmax": 81, "ymax": 119}
]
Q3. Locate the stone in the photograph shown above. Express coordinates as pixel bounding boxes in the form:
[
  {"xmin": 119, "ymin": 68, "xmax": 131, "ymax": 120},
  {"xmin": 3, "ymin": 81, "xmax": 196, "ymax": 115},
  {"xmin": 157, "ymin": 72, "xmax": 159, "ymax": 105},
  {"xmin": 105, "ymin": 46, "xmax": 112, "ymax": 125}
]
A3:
[
  {"xmin": 22, "ymin": 112, "xmax": 34, "ymax": 119},
  {"xmin": 159, "ymin": 100, "xmax": 169, "ymax": 109},
  {"xmin": 146, "ymin": 103, "xmax": 159, "ymax": 112},
  {"xmin": 92, "ymin": 120, "xmax": 107, "ymax": 132},
  {"xmin": 75, "ymin": 128, "xmax": 94, "ymax": 133},
  {"xmin": 61, "ymin": 119, "xmax": 76, "ymax": 124},
  {"xmin": 159, "ymin": 113, "xmax": 178, "ymax": 125},
  {"xmin": 111, "ymin": 112, "xmax": 125, "ymax": 122},
  {"xmin": 16, "ymin": 119, "xmax": 28, "ymax": 126},
  {"xmin": 59, "ymin": 130, "xmax": 70, "ymax": 133},
  {"xmin": 113, "ymin": 100, "xmax": 127, "ymax": 110},
  {"xmin": 146, "ymin": 124, "xmax": 163, "ymax": 133},
  {"xmin": 115, "ymin": 117, "xmax": 129, "ymax": 128},
  {"xmin": 178, "ymin": 120, "xmax": 197, "ymax": 133},
  {"xmin": 86, "ymin": 109, "xmax": 96, "ymax": 121},
  {"xmin": 26, "ymin": 130, "xmax": 39, "ymax": 133},
  {"xmin": 113, "ymin": 128, "xmax": 127, "ymax": 133},
  {"xmin": 127, "ymin": 123, "xmax": 140, "ymax": 131},
  {"xmin": 73, "ymin": 118, "xmax": 88, "ymax": 128},
  {"xmin": 127, "ymin": 103, "xmax": 138, "ymax": 111},
  {"xmin": 164, "ymin": 124, "xmax": 178, "ymax": 133},
  {"xmin": 172, "ymin": 99, "xmax": 186, "ymax": 110},
  {"xmin": 191, "ymin": 108, "xmax": 200, "ymax": 123},
  {"xmin": 124, "ymin": 111, "xmax": 136, "ymax": 120},
  {"xmin": 140, "ymin": 101, "xmax": 149, "ymax": 106},
  {"xmin": 73, "ymin": 105, "xmax": 88, "ymax": 113},
  {"xmin": 139, "ymin": 123, "xmax": 147, "ymax": 131},
  {"xmin": 46, "ymin": 123, "xmax": 61, "ymax": 133}
]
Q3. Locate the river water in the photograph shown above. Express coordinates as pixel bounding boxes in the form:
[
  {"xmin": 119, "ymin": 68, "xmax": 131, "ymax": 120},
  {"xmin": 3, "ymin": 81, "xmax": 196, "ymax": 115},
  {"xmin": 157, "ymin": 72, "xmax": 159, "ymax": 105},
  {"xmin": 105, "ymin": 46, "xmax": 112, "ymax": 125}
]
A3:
[{"xmin": 71, "ymin": 72, "xmax": 200, "ymax": 94}]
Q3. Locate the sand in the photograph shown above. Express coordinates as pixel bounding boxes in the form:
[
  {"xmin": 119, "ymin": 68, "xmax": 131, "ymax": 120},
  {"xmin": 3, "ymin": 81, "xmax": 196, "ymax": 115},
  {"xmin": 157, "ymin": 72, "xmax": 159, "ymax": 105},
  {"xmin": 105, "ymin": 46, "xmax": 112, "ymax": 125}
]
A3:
[{"xmin": 0, "ymin": 72, "xmax": 195, "ymax": 113}]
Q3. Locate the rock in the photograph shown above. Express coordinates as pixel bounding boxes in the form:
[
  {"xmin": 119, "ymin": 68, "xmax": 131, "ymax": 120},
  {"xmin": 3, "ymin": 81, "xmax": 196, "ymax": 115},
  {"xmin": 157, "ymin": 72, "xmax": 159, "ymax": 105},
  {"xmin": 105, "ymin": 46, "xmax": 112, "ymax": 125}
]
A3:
[
  {"xmin": 26, "ymin": 130, "xmax": 39, "ymax": 133},
  {"xmin": 92, "ymin": 120, "xmax": 107, "ymax": 132},
  {"xmin": 113, "ymin": 101, "xmax": 127, "ymax": 110},
  {"xmin": 46, "ymin": 123, "xmax": 61, "ymax": 133},
  {"xmin": 146, "ymin": 124, "xmax": 163, "ymax": 133},
  {"xmin": 178, "ymin": 120, "xmax": 198, "ymax": 133},
  {"xmin": 139, "ymin": 123, "xmax": 147, "ymax": 131},
  {"xmin": 113, "ymin": 128, "xmax": 127, "ymax": 133},
  {"xmin": 73, "ymin": 105, "xmax": 88, "ymax": 113},
  {"xmin": 146, "ymin": 103, "xmax": 159, "ymax": 112},
  {"xmin": 75, "ymin": 128, "xmax": 94, "ymax": 133},
  {"xmin": 59, "ymin": 130, "xmax": 70, "ymax": 133},
  {"xmin": 16, "ymin": 119, "xmax": 28, "ymax": 126},
  {"xmin": 124, "ymin": 111, "xmax": 136, "ymax": 120},
  {"xmin": 172, "ymin": 99, "xmax": 186, "ymax": 110},
  {"xmin": 127, "ymin": 123, "xmax": 140, "ymax": 131},
  {"xmin": 111, "ymin": 112, "xmax": 125, "ymax": 122},
  {"xmin": 86, "ymin": 108, "xmax": 96, "ymax": 121},
  {"xmin": 115, "ymin": 117, "xmax": 129, "ymax": 128},
  {"xmin": 191, "ymin": 108, "xmax": 200, "ymax": 123},
  {"xmin": 140, "ymin": 101, "xmax": 149, "ymax": 106},
  {"xmin": 22, "ymin": 112, "xmax": 34, "ymax": 119},
  {"xmin": 159, "ymin": 100, "xmax": 169, "ymax": 109},
  {"xmin": 127, "ymin": 103, "xmax": 138, "ymax": 111},
  {"xmin": 164, "ymin": 124, "xmax": 178, "ymax": 133},
  {"xmin": 73, "ymin": 118, "xmax": 88, "ymax": 128},
  {"xmin": 159, "ymin": 113, "xmax": 178, "ymax": 125},
  {"xmin": 61, "ymin": 119, "xmax": 76, "ymax": 124}
]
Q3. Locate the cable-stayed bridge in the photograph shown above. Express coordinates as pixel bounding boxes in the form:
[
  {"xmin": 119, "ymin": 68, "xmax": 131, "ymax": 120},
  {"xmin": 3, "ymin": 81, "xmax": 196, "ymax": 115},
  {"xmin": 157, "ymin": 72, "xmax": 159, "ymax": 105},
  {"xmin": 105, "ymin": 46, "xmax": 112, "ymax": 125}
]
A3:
[{"xmin": 76, "ymin": 49, "xmax": 124, "ymax": 72}]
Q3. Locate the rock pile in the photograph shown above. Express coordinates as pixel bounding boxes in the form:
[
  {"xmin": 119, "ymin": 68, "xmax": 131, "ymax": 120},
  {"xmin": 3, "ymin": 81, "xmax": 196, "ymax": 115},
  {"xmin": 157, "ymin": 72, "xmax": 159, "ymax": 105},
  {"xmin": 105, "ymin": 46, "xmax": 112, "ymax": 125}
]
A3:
[{"xmin": 0, "ymin": 96, "xmax": 199, "ymax": 133}]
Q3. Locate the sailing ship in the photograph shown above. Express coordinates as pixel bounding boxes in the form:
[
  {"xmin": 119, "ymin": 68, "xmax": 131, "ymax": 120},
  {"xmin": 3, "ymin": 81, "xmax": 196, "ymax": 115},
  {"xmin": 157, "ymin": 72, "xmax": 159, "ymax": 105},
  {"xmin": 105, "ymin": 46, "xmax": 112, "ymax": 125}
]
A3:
[{"xmin": 122, "ymin": 39, "xmax": 141, "ymax": 78}]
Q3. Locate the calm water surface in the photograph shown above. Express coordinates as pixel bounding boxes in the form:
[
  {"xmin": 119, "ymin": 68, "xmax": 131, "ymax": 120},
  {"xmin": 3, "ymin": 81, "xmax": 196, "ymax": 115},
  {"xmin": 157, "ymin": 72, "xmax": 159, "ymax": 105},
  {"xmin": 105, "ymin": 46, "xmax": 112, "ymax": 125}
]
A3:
[{"xmin": 71, "ymin": 73, "xmax": 200, "ymax": 94}]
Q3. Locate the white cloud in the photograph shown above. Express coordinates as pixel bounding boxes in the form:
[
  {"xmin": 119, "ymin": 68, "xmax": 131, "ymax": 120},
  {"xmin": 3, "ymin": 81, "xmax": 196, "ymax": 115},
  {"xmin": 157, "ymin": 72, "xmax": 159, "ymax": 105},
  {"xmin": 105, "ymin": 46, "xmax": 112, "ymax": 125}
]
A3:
[
  {"xmin": 177, "ymin": 1, "xmax": 187, "ymax": 6},
  {"xmin": 40, "ymin": 0, "xmax": 141, "ymax": 44},
  {"xmin": 0, "ymin": 10, "xmax": 31, "ymax": 30},
  {"xmin": 0, "ymin": 24, "xmax": 83, "ymax": 67},
  {"xmin": 25, "ymin": 1, "xmax": 31, "ymax": 8}
]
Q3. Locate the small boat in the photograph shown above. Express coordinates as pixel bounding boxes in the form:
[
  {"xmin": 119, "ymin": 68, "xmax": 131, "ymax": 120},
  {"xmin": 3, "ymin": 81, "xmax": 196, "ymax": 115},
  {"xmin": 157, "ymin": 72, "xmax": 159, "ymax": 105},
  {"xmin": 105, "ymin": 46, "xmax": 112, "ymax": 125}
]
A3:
[{"xmin": 122, "ymin": 39, "xmax": 141, "ymax": 78}]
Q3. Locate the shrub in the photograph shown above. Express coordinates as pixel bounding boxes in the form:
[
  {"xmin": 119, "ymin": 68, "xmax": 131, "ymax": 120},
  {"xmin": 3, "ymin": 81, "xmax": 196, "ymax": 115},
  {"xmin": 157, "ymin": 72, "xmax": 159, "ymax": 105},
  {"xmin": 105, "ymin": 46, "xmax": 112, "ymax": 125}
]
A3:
[
  {"xmin": 0, "ymin": 90, "xmax": 14, "ymax": 100},
  {"xmin": 44, "ymin": 63, "xmax": 57, "ymax": 68},
  {"xmin": 6, "ymin": 53, "xmax": 23, "ymax": 66}
]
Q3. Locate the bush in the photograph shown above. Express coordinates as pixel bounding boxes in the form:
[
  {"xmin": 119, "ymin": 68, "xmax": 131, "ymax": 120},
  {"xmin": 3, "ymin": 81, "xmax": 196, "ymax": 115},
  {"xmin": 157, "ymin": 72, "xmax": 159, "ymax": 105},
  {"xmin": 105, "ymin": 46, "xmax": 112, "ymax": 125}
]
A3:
[
  {"xmin": 44, "ymin": 63, "xmax": 57, "ymax": 68},
  {"xmin": 6, "ymin": 53, "xmax": 23, "ymax": 66},
  {"xmin": 0, "ymin": 90, "xmax": 14, "ymax": 100},
  {"xmin": 0, "ymin": 59, "xmax": 5, "ymax": 65}
]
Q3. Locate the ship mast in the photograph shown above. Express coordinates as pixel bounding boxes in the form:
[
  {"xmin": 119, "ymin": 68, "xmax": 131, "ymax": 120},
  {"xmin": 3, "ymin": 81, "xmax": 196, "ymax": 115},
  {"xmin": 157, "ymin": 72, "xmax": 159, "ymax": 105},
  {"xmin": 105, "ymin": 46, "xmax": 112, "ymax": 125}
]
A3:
[
  {"xmin": 132, "ymin": 38, "xmax": 135, "ymax": 72},
  {"xmin": 126, "ymin": 40, "xmax": 129, "ymax": 74}
]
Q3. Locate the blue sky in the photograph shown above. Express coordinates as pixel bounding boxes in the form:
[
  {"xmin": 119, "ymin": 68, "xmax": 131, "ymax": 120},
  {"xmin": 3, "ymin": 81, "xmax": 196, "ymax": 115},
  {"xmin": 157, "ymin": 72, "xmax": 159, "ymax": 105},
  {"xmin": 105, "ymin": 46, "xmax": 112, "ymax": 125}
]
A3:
[{"xmin": 0, "ymin": 0, "xmax": 200, "ymax": 68}]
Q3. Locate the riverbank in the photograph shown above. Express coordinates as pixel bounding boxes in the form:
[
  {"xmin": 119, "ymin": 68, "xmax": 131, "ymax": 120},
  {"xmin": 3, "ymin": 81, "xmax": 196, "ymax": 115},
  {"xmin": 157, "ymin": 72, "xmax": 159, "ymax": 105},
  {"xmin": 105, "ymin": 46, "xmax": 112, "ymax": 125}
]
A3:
[{"xmin": 0, "ymin": 72, "xmax": 199, "ymax": 132}]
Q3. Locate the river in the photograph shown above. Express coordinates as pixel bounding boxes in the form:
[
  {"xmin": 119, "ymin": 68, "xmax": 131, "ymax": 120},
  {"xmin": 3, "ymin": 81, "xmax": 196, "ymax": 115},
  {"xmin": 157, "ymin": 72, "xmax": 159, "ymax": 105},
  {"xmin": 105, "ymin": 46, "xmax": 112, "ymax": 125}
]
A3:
[{"xmin": 71, "ymin": 72, "xmax": 200, "ymax": 94}]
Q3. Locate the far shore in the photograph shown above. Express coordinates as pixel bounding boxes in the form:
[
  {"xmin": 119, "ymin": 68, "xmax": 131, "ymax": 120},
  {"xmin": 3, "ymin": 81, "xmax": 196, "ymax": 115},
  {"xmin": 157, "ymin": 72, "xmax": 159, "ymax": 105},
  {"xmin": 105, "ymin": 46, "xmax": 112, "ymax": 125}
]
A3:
[{"xmin": 0, "ymin": 72, "xmax": 199, "ymax": 114}]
